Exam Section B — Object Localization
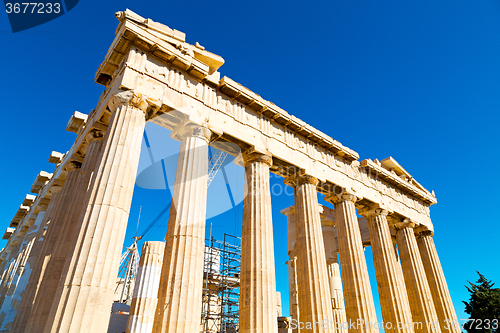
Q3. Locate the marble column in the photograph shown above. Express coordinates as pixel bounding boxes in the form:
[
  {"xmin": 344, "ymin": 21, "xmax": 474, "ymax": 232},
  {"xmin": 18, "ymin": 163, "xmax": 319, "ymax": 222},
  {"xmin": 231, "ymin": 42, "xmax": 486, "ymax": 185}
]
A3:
[
  {"xmin": 239, "ymin": 149, "xmax": 278, "ymax": 333},
  {"xmin": 0, "ymin": 212, "xmax": 44, "ymax": 331},
  {"xmin": 0, "ymin": 206, "xmax": 47, "ymax": 332},
  {"xmin": 153, "ymin": 122, "xmax": 211, "ymax": 333},
  {"xmin": 392, "ymin": 235, "xmax": 409, "ymax": 301},
  {"xmin": 0, "ymin": 254, "xmax": 12, "ymax": 285},
  {"xmin": 416, "ymin": 230, "xmax": 460, "ymax": 333},
  {"xmin": 286, "ymin": 258, "xmax": 299, "ymax": 332},
  {"xmin": 360, "ymin": 207, "xmax": 413, "ymax": 333},
  {"xmin": 127, "ymin": 241, "xmax": 165, "ymax": 333},
  {"xmin": 24, "ymin": 162, "xmax": 81, "ymax": 332},
  {"xmin": 293, "ymin": 174, "xmax": 334, "ymax": 333},
  {"xmin": 0, "ymin": 241, "xmax": 24, "ymax": 308},
  {"xmin": 276, "ymin": 292, "xmax": 283, "ymax": 317},
  {"xmin": 43, "ymin": 90, "xmax": 148, "ymax": 333},
  {"xmin": 394, "ymin": 221, "xmax": 441, "ymax": 333},
  {"xmin": 27, "ymin": 133, "xmax": 104, "ymax": 333},
  {"xmin": 319, "ymin": 222, "xmax": 347, "ymax": 333},
  {"xmin": 10, "ymin": 177, "xmax": 69, "ymax": 333},
  {"xmin": 326, "ymin": 193, "xmax": 377, "ymax": 333},
  {"xmin": 282, "ymin": 207, "xmax": 299, "ymax": 331},
  {"xmin": 10, "ymin": 191, "xmax": 62, "ymax": 333}
]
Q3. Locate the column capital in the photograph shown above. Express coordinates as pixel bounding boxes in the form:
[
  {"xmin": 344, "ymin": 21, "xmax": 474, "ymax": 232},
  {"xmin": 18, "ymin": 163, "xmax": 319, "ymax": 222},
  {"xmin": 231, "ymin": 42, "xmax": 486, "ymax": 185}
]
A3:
[
  {"xmin": 64, "ymin": 160, "xmax": 82, "ymax": 172},
  {"xmin": 415, "ymin": 226, "xmax": 434, "ymax": 237},
  {"xmin": 34, "ymin": 199, "xmax": 49, "ymax": 214},
  {"xmin": 242, "ymin": 148, "xmax": 272, "ymax": 166},
  {"xmin": 392, "ymin": 219, "xmax": 416, "ymax": 230},
  {"xmin": 319, "ymin": 208, "xmax": 335, "ymax": 227},
  {"xmin": 280, "ymin": 206, "xmax": 295, "ymax": 217},
  {"xmin": 85, "ymin": 128, "xmax": 105, "ymax": 143},
  {"xmin": 326, "ymin": 191, "xmax": 358, "ymax": 205},
  {"xmin": 358, "ymin": 205, "xmax": 389, "ymax": 218},
  {"xmin": 326, "ymin": 258, "xmax": 338, "ymax": 265},
  {"xmin": 108, "ymin": 90, "xmax": 149, "ymax": 113},
  {"xmin": 49, "ymin": 184, "xmax": 64, "ymax": 195},
  {"xmin": 284, "ymin": 171, "xmax": 318, "ymax": 188},
  {"xmin": 171, "ymin": 121, "xmax": 212, "ymax": 142},
  {"xmin": 297, "ymin": 174, "xmax": 318, "ymax": 186}
]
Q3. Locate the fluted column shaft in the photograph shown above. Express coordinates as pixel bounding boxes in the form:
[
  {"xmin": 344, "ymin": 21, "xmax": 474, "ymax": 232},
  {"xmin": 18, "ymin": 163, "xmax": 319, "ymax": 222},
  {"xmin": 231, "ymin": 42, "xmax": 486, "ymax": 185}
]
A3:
[
  {"xmin": 127, "ymin": 241, "xmax": 165, "ymax": 333},
  {"xmin": 294, "ymin": 175, "xmax": 334, "ymax": 333},
  {"xmin": 239, "ymin": 150, "xmax": 278, "ymax": 333},
  {"xmin": 0, "ymin": 242, "xmax": 22, "ymax": 307},
  {"xmin": 0, "ymin": 256, "xmax": 12, "ymax": 285},
  {"xmin": 43, "ymin": 91, "xmax": 148, "ymax": 333},
  {"xmin": 12, "ymin": 175, "xmax": 73, "ymax": 333},
  {"xmin": 416, "ymin": 231, "xmax": 459, "ymax": 333},
  {"xmin": 153, "ymin": 122, "xmax": 210, "ymax": 333},
  {"xmin": 282, "ymin": 206, "xmax": 300, "ymax": 332},
  {"xmin": 287, "ymin": 257, "xmax": 299, "ymax": 332},
  {"xmin": 321, "ymin": 225, "xmax": 347, "ymax": 333},
  {"xmin": 326, "ymin": 260, "xmax": 346, "ymax": 331},
  {"xmin": 395, "ymin": 222, "xmax": 441, "ymax": 333},
  {"xmin": 28, "ymin": 136, "xmax": 103, "ymax": 333},
  {"xmin": 327, "ymin": 193, "xmax": 377, "ymax": 333},
  {"xmin": 361, "ymin": 208, "xmax": 413, "ymax": 333},
  {"xmin": 10, "ymin": 192, "xmax": 61, "ymax": 333},
  {"xmin": 0, "ymin": 212, "xmax": 45, "ymax": 331},
  {"xmin": 23, "ymin": 164, "xmax": 81, "ymax": 332}
]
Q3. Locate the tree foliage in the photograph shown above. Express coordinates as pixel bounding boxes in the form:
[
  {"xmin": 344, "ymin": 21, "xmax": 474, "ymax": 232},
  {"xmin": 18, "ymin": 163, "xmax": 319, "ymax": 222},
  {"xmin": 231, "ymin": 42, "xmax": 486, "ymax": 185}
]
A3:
[{"xmin": 463, "ymin": 271, "xmax": 500, "ymax": 333}]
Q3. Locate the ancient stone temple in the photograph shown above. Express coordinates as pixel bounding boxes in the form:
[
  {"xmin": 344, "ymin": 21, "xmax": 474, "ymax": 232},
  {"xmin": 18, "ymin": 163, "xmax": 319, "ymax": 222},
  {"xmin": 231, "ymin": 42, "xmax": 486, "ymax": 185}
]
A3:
[{"xmin": 0, "ymin": 9, "xmax": 459, "ymax": 333}]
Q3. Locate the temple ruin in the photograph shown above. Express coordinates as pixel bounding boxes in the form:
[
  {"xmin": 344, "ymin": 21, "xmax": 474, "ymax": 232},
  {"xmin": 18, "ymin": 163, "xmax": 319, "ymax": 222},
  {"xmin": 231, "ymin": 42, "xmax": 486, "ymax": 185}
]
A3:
[{"xmin": 0, "ymin": 9, "xmax": 459, "ymax": 333}]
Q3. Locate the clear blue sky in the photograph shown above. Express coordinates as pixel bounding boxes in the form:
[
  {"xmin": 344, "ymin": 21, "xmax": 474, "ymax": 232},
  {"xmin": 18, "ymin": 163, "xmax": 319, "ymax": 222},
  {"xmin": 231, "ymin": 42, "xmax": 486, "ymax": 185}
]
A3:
[{"xmin": 2, "ymin": 0, "xmax": 500, "ymax": 327}]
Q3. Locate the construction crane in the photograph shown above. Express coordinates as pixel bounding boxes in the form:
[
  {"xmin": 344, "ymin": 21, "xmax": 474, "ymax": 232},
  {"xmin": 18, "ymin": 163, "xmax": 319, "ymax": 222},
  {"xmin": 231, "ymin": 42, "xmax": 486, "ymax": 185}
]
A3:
[
  {"xmin": 115, "ymin": 237, "xmax": 140, "ymax": 304},
  {"xmin": 207, "ymin": 149, "xmax": 228, "ymax": 187},
  {"xmin": 115, "ymin": 133, "xmax": 229, "ymax": 304}
]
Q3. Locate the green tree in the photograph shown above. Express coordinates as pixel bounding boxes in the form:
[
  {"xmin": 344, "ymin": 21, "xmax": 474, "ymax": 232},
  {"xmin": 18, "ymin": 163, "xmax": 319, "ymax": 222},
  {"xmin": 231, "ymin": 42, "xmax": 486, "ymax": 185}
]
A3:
[{"xmin": 463, "ymin": 271, "xmax": 500, "ymax": 333}]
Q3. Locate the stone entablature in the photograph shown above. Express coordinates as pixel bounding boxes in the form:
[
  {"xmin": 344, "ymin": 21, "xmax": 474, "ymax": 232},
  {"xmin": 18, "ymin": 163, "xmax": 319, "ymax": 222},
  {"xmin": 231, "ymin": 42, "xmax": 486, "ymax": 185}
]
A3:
[
  {"xmin": 9, "ymin": 205, "xmax": 30, "ymax": 228},
  {"xmin": 30, "ymin": 171, "xmax": 52, "ymax": 194},
  {"xmin": 2, "ymin": 228, "xmax": 15, "ymax": 240},
  {"xmin": 90, "ymin": 10, "xmax": 435, "ymax": 228},
  {"xmin": 66, "ymin": 111, "xmax": 88, "ymax": 133},
  {"xmin": 96, "ymin": 10, "xmax": 218, "ymax": 86},
  {"xmin": 48, "ymin": 151, "xmax": 64, "ymax": 164}
]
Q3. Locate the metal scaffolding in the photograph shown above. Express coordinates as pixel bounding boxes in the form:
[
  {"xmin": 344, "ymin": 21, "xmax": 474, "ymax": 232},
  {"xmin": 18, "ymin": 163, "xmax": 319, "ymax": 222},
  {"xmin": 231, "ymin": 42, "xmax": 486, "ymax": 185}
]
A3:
[
  {"xmin": 114, "ymin": 238, "xmax": 140, "ymax": 304},
  {"xmin": 202, "ymin": 234, "xmax": 241, "ymax": 333}
]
